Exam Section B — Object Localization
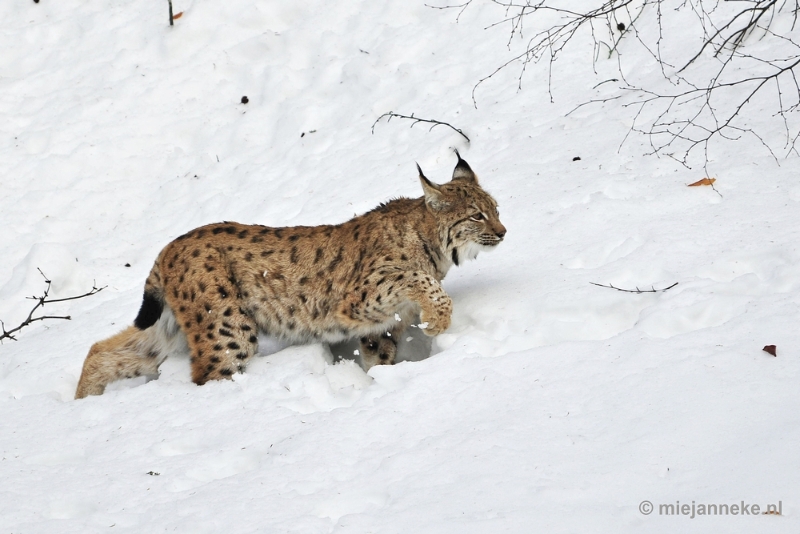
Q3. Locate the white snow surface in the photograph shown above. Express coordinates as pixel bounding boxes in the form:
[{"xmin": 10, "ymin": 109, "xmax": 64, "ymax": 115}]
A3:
[{"xmin": 1, "ymin": 1, "xmax": 799, "ymax": 532}]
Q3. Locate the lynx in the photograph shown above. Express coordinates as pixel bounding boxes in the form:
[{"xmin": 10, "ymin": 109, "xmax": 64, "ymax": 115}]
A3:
[{"xmin": 75, "ymin": 152, "xmax": 506, "ymax": 398}]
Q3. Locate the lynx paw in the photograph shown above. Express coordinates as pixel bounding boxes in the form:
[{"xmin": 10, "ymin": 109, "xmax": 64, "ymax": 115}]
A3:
[
  {"xmin": 359, "ymin": 332, "xmax": 398, "ymax": 370},
  {"xmin": 418, "ymin": 310, "xmax": 451, "ymax": 336}
]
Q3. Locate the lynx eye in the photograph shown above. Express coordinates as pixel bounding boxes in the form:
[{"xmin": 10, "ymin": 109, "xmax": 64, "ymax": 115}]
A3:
[{"xmin": 470, "ymin": 213, "xmax": 485, "ymax": 222}]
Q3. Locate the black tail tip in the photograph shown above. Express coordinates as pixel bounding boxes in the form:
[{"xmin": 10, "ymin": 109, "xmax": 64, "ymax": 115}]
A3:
[{"xmin": 133, "ymin": 291, "xmax": 163, "ymax": 330}]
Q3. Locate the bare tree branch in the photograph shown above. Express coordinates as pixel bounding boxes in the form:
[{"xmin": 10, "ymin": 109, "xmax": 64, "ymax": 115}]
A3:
[
  {"xmin": 432, "ymin": 0, "xmax": 800, "ymax": 168},
  {"xmin": 590, "ymin": 281, "xmax": 679, "ymax": 293},
  {"xmin": 0, "ymin": 269, "xmax": 105, "ymax": 343},
  {"xmin": 372, "ymin": 111, "xmax": 471, "ymax": 143}
]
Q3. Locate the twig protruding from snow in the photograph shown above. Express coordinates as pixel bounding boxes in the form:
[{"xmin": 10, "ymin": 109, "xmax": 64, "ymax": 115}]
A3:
[
  {"xmin": 0, "ymin": 269, "xmax": 105, "ymax": 343},
  {"xmin": 590, "ymin": 281, "xmax": 678, "ymax": 294}
]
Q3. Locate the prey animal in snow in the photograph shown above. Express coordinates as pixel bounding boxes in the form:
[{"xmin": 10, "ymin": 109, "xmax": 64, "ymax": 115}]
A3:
[{"xmin": 75, "ymin": 153, "xmax": 506, "ymax": 398}]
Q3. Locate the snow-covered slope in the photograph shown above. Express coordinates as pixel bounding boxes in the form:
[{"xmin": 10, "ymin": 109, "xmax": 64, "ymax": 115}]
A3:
[{"xmin": 1, "ymin": 1, "xmax": 798, "ymax": 532}]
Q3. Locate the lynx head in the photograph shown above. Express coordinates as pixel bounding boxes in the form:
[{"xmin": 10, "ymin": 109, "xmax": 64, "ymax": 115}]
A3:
[{"xmin": 417, "ymin": 151, "xmax": 506, "ymax": 266}]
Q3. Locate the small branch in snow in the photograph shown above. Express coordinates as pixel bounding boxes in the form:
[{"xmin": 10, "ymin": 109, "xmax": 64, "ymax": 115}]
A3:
[
  {"xmin": 372, "ymin": 111, "xmax": 470, "ymax": 143},
  {"xmin": 168, "ymin": 0, "xmax": 174, "ymax": 26},
  {"xmin": 590, "ymin": 281, "xmax": 678, "ymax": 294},
  {"xmin": 0, "ymin": 269, "xmax": 105, "ymax": 343}
]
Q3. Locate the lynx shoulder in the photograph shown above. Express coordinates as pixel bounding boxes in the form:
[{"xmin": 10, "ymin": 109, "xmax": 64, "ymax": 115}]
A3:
[{"xmin": 75, "ymin": 153, "xmax": 506, "ymax": 398}]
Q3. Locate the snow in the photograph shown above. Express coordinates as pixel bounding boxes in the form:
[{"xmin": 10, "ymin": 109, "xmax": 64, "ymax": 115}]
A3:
[{"xmin": 1, "ymin": 0, "xmax": 799, "ymax": 532}]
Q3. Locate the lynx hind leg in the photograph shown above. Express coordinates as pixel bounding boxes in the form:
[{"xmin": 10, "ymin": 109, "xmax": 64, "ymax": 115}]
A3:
[
  {"xmin": 359, "ymin": 331, "xmax": 398, "ymax": 370},
  {"xmin": 75, "ymin": 326, "xmax": 163, "ymax": 399},
  {"xmin": 163, "ymin": 259, "xmax": 258, "ymax": 385},
  {"xmin": 182, "ymin": 301, "xmax": 258, "ymax": 385}
]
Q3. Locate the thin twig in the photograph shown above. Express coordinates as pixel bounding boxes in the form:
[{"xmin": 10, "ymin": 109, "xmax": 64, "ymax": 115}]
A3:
[
  {"xmin": 0, "ymin": 269, "xmax": 105, "ymax": 343},
  {"xmin": 168, "ymin": 0, "xmax": 174, "ymax": 26},
  {"xmin": 590, "ymin": 281, "xmax": 678, "ymax": 293},
  {"xmin": 372, "ymin": 111, "xmax": 471, "ymax": 143},
  {"xmin": 425, "ymin": 0, "xmax": 474, "ymax": 22}
]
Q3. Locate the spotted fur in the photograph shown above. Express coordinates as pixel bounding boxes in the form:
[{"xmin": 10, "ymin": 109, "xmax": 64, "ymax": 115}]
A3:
[{"xmin": 75, "ymin": 153, "xmax": 506, "ymax": 398}]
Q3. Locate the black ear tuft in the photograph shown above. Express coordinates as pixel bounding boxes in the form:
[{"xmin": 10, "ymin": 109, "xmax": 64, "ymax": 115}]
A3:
[
  {"xmin": 452, "ymin": 151, "xmax": 477, "ymax": 183},
  {"xmin": 416, "ymin": 162, "xmax": 437, "ymax": 189}
]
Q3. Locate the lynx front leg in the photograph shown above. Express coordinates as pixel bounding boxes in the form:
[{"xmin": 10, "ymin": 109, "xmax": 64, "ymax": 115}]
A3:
[
  {"xmin": 340, "ymin": 270, "xmax": 451, "ymax": 368},
  {"xmin": 405, "ymin": 274, "xmax": 452, "ymax": 336}
]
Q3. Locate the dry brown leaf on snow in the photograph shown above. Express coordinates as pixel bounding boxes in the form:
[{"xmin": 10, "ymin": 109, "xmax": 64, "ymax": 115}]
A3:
[
  {"xmin": 173, "ymin": 11, "xmax": 183, "ymax": 19},
  {"xmin": 688, "ymin": 177, "xmax": 716, "ymax": 187},
  {"xmin": 763, "ymin": 345, "xmax": 777, "ymax": 356}
]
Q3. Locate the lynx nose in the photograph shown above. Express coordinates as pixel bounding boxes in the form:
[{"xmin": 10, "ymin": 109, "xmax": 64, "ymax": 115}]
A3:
[{"xmin": 495, "ymin": 226, "xmax": 507, "ymax": 240}]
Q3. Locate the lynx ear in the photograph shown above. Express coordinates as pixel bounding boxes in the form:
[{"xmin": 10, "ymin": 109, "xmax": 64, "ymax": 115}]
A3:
[
  {"xmin": 417, "ymin": 163, "xmax": 447, "ymax": 210},
  {"xmin": 452, "ymin": 149, "xmax": 478, "ymax": 184}
]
